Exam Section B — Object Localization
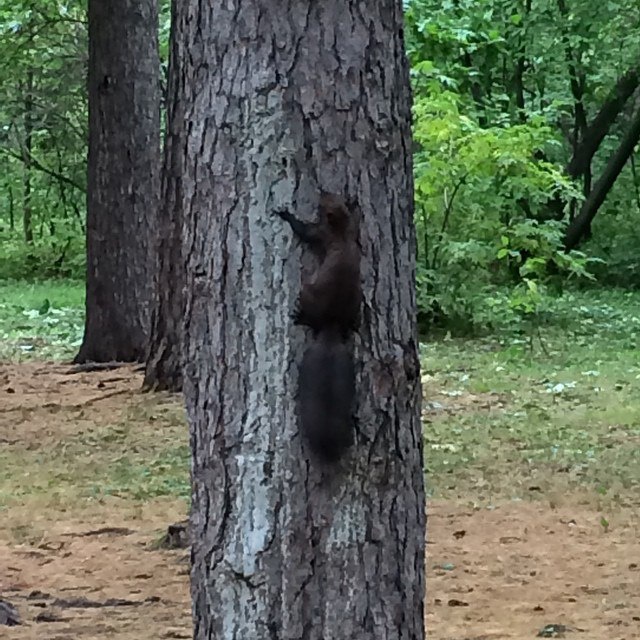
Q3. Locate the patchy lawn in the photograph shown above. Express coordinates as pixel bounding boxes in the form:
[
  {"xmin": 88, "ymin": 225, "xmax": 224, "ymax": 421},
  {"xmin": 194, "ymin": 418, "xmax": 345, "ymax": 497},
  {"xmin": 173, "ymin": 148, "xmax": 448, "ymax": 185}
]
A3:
[
  {"xmin": 1, "ymin": 282, "xmax": 639, "ymax": 638},
  {"xmin": 0, "ymin": 280, "xmax": 84, "ymax": 361},
  {"xmin": 423, "ymin": 289, "xmax": 640, "ymax": 505}
]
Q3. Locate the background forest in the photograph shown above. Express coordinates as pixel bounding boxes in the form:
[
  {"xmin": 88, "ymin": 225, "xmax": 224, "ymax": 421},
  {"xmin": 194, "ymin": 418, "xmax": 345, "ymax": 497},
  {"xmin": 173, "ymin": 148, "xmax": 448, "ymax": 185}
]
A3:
[{"xmin": 2, "ymin": 0, "xmax": 640, "ymax": 334}]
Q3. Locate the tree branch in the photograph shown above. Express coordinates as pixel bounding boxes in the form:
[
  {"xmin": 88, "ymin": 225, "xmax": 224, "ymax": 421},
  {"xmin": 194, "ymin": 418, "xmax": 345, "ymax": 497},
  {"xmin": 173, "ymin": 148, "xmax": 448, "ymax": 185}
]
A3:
[
  {"xmin": 563, "ymin": 106, "xmax": 640, "ymax": 251},
  {"xmin": 566, "ymin": 66, "xmax": 640, "ymax": 178},
  {"xmin": 0, "ymin": 147, "xmax": 85, "ymax": 192}
]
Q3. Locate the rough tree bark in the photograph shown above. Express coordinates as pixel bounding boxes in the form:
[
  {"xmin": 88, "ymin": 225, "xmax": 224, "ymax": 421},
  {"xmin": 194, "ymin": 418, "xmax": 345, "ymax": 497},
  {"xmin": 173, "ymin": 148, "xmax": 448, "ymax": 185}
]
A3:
[
  {"xmin": 143, "ymin": 0, "xmax": 184, "ymax": 392},
  {"xmin": 76, "ymin": 0, "xmax": 160, "ymax": 364},
  {"xmin": 564, "ymin": 105, "xmax": 640, "ymax": 251},
  {"xmin": 173, "ymin": 1, "xmax": 425, "ymax": 638}
]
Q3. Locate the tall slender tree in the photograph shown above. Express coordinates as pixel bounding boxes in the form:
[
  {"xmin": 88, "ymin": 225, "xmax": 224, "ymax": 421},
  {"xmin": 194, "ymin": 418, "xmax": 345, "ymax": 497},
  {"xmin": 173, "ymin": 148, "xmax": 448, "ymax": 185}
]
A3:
[
  {"xmin": 143, "ymin": 0, "xmax": 184, "ymax": 392},
  {"xmin": 564, "ymin": 105, "xmax": 640, "ymax": 250},
  {"xmin": 22, "ymin": 68, "xmax": 34, "ymax": 245},
  {"xmin": 76, "ymin": 0, "xmax": 160, "ymax": 363},
  {"xmin": 169, "ymin": 1, "xmax": 426, "ymax": 637}
]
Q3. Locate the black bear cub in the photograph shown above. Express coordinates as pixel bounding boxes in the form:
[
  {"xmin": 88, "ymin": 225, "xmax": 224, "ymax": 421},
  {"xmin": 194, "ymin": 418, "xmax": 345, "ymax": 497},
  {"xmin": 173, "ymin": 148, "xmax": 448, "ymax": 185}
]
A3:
[{"xmin": 275, "ymin": 193, "xmax": 361, "ymax": 461}]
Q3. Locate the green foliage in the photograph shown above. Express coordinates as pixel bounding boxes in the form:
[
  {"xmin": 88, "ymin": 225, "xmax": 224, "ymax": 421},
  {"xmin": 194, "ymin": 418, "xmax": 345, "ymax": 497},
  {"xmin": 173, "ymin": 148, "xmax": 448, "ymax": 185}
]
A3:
[
  {"xmin": 1, "ymin": 0, "xmax": 639, "ymax": 336},
  {"xmin": 583, "ymin": 201, "xmax": 640, "ymax": 289},
  {"xmin": 0, "ymin": 1, "xmax": 87, "ymax": 277},
  {"xmin": 0, "ymin": 231, "xmax": 85, "ymax": 279},
  {"xmin": 406, "ymin": 0, "xmax": 640, "ymax": 332},
  {"xmin": 412, "ymin": 82, "xmax": 592, "ymax": 332},
  {"xmin": 0, "ymin": 0, "xmax": 171, "ymax": 281}
]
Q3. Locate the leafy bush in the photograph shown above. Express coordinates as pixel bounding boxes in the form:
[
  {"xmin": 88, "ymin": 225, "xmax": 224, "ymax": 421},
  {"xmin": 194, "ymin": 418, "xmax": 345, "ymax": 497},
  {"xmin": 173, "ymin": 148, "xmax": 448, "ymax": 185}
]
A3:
[
  {"xmin": 0, "ymin": 231, "xmax": 85, "ymax": 280},
  {"xmin": 412, "ymin": 82, "xmax": 593, "ymax": 333}
]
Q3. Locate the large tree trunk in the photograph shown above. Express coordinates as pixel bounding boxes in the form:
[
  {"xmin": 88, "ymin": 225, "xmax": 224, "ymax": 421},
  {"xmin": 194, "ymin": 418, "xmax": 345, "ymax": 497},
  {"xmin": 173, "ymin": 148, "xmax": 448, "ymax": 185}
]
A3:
[
  {"xmin": 143, "ymin": 1, "xmax": 184, "ymax": 392},
  {"xmin": 174, "ymin": 1, "xmax": 425, "ymax": 638},
  {"xmin": 76, "ymin": 0, "xmax": 160, "ymax": 364},
  {"xmin": 564, "ymin": 106, "xmax": 640, "ymax": 251}
]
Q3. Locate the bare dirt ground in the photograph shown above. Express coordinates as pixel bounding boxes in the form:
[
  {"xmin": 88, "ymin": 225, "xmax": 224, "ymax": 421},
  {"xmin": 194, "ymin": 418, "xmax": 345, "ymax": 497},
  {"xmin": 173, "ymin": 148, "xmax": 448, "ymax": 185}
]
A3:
[{"xmin": 1, "ymin": 363, "xmax": 639, "ymax": 639}]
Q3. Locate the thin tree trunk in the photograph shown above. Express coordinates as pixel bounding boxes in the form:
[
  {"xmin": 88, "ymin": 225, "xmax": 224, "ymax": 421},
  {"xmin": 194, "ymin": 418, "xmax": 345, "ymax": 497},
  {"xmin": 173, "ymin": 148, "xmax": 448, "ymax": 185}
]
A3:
[
  {"xmin": 564, "ymin": 106, "xmax": 640, "ymax": 251},
  {"xmin": 8, "ymin": 185, "xmax": 14, "ymax": 231},
  {"xmin": 143, "ymin": 0, "xmax": 184, "ymax": 392},
  {"xmin": 76, "ymin": 0, "xmax": 160, "ymax": 363},
  {"xmin": 23, "ymin": 69, "xmax": 34, "ymax": 245},
  {"xmin": 558, "ymin": 0, "xmax": 588, "ymax": 227},
  {"xmin": 544, "ymin": 65, "xmax": 640, "ymax": 221},
  {"xmin": 631, "ymin": 153, "xmax": 640, "ymax": 213},
  {"xmin": 174, "ymin": 1, "xmax": 425, "ymax": 638},
  {"xmin": 556, "ymin": 0, "xmax": 588, "ymax": 155},
  {"xmin": 461, "ymin": 50, "xmax": 487, "ymax": 127},
  {"xmin": 512, "ymin": 0, "xmax": 531, "ymax": 123},
  {"xmin": 566, "ymin": 66, "xmax": 639, "ymax": 179},
  {"xmin": 513, "ymin": 55, "xmax": 526, "ymax": 122}
]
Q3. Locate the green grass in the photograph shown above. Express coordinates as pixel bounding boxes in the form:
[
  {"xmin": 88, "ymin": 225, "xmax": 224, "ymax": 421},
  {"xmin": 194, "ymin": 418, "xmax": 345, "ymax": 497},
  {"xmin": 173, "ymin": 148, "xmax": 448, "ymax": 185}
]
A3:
[
  {"xmin": 1, "ymin": 278, "xmax": 639, "ymax": 510},
  {"xmin": 0, "ymin": 398, "xmax": 189, "ymax": 513},
  {"xmin": 0, "ymin": 278, "xmax": 84, "ymax": 360},
  {"xmin": 423, "ymin": 288, "xmax": 640, "ymax": 503}
]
